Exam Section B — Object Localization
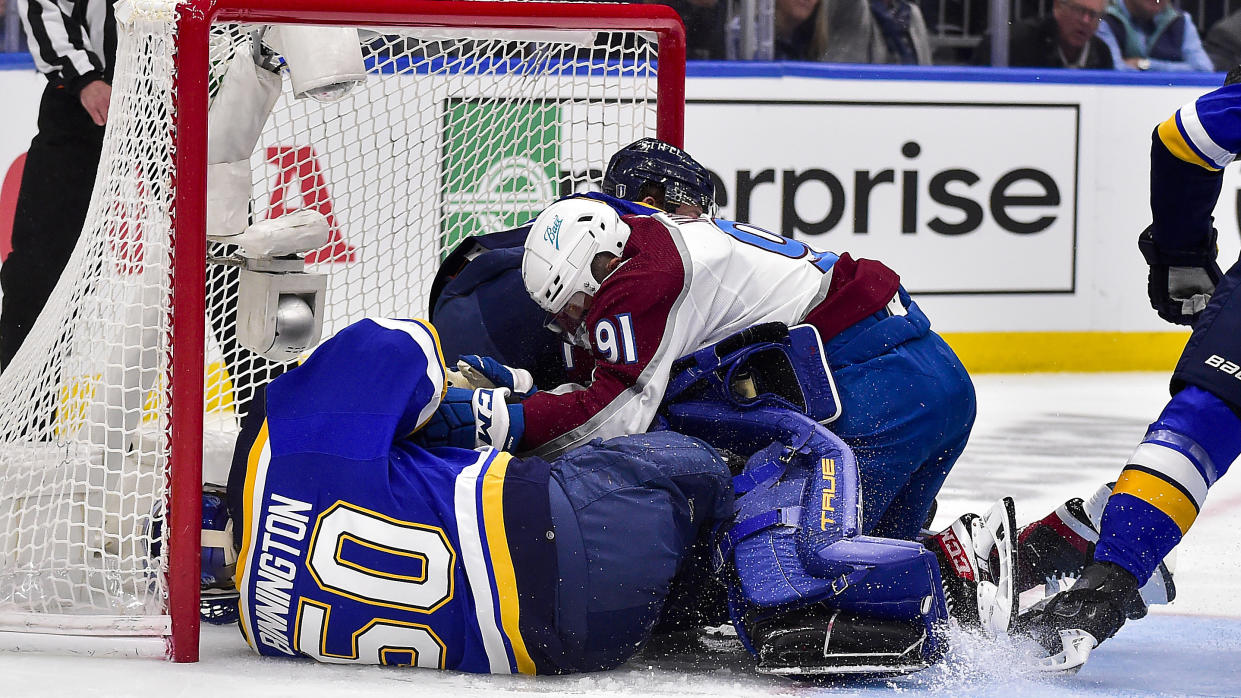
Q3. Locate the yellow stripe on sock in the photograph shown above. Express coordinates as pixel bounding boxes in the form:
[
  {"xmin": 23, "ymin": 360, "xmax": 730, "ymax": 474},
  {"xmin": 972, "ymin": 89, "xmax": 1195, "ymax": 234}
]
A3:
[{"xmin": 1113, "ymin": 468, "xmax": 1198, "ymax": 536}]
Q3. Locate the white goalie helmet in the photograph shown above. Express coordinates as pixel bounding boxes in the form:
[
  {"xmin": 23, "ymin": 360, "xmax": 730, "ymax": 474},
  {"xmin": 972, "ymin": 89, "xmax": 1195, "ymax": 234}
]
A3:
[{"xmin": 522, "ymin": 198, "xmax": 631, "ymax": 344}]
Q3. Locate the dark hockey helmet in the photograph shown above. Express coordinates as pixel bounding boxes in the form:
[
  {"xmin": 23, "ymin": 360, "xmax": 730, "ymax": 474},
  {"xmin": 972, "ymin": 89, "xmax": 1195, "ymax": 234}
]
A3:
[{"xmin": 603, "ymin": 138, "xmax": 716, "ymax": 216}]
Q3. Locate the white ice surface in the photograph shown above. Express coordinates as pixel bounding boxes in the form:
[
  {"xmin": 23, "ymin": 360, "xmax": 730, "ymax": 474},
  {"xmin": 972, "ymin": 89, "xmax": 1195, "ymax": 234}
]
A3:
[{"xmin": 5, "ymin": 372, "xmax": 1240, "ymax": 697}]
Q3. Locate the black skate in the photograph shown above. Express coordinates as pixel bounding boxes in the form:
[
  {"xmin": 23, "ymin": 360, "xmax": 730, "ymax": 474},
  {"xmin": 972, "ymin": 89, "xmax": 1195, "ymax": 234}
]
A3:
[
  {"xmin": 1016, "ymin": 483, "xmax": 1175, "ymax": 614},
  {"xmin": 1016, "ymin": 561, "xmax": 1139, "ymax": 673}
]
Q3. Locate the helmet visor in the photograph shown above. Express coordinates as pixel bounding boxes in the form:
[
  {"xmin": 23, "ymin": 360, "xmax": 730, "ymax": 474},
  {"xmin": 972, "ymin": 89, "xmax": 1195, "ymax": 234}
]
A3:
[
  {"xmin": 664, "ymin": 180, "xmax": 716, "ymax": 217},
  {"xmin": 545, "ymin": 290, "xmax": 593, "ymax": 340}
]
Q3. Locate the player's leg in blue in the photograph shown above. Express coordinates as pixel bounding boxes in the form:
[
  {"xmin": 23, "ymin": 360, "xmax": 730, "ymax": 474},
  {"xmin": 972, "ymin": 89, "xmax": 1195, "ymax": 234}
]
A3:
[
  {"xmin": 1096, "ymin": 258, "xmax": 1241, "ymax": 582},
  {"xmin": 824, "ymin": 296, "xmax": 977, "ymax": 540},
  {"xmin": 1023, "ymin": 262, "xmax": 1241, "ymax": 668},
  {"xmin": 542, "ymin": 430, "xmax": 733, "ymax": 672},
  {"xmin": 1096, "ymin": 384, "xmax": 1241, "ymax": 582}
]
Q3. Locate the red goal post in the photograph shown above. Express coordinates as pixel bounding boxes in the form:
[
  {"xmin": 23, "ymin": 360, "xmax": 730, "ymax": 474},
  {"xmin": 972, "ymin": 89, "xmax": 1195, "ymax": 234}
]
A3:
[{"xmin": 0, "ymin": 0, "xmax": 684, "ymax": 663}]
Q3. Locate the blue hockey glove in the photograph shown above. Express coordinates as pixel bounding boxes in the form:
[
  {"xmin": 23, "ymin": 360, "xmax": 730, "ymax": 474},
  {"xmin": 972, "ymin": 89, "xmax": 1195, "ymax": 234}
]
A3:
[
  {"xmin": 415, "ymin": 387, "xmax": 480, "ymax": 449},
  {"xmin": 457, "ymin": 355, "xmax": 536, "ymax": 397},
  {"xmin": 416, "ymin": 387, "xmax": 525, "ymax": 451},
  {"xmin": 1139, "ymin": 226, "xmax": 1222, "ymax": 326}
]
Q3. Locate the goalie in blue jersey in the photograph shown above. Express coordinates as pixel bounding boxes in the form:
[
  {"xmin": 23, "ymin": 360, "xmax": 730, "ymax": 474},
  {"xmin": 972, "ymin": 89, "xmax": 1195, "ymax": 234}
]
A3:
[{"xmin": 217, "ymin": 316, "xmax": 734, "ymax": 673}]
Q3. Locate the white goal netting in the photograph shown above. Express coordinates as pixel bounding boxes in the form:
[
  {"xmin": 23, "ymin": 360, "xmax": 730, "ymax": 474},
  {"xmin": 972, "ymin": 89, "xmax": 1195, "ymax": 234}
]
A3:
[{"xmin": 0, "ymin": 0, "xmax": 676, "ymax": 659}]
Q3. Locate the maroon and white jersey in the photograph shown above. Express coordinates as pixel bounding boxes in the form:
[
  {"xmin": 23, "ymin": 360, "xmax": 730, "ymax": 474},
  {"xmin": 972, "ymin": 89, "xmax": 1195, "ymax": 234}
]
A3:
[{"xmin": 519, "ymin": 213, "xmax": 899, "ymax": 456}]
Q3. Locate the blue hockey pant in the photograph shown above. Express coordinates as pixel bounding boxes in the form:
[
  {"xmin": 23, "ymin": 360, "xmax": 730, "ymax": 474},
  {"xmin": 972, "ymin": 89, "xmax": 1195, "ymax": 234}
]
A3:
[
  {"xmin": 541, "ymin": 430, "xmax": 733, "ymax": 672},
  {"xmin": 823, "ymin": 292, "xmax": 977, "ymax": 540}
]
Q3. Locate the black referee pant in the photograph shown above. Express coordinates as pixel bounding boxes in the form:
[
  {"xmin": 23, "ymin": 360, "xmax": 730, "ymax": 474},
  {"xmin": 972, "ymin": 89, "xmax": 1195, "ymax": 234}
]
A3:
[{"xmin": 0, "ymin": 83, "xmax": 105, "ymax": 370}]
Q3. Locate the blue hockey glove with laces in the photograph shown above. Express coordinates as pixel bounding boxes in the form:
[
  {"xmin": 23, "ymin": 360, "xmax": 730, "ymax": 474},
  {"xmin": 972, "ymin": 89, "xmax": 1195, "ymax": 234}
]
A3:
[
  {"xmin": 415, "ymin": 386, "xmax": 524, "ymax": 451},
  {"xmin": 457, "ymin": 355, "xmax": 536, "ymax": 398}
]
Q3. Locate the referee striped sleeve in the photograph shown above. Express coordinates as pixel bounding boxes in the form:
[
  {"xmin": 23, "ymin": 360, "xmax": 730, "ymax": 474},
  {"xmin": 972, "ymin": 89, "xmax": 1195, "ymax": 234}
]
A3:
[{"xmin": 16, "ymin": 0, "xmax": 109, "ymax": 83}]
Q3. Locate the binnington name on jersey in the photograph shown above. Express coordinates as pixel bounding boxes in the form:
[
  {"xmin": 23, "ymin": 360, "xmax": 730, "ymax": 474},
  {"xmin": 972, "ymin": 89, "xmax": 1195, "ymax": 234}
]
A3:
[{"xmin": 251, "ymin": 493, "xmax": 312, "ymax": 655}]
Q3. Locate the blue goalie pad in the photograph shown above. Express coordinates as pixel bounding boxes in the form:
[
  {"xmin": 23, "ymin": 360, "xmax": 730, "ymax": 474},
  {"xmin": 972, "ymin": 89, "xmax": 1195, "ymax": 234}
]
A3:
[
  {"xmin": 664, "ymin": 322, "xmax": 842, "ymax": 424},
  {"xmin": 666, "ymin": 401, "xmax": 948, "ymax": 669}
]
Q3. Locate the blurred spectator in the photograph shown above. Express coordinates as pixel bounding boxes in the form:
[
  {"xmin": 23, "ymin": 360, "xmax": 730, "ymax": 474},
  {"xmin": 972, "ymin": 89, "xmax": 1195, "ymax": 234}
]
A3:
[
  {"xmin": 972, "ymin": 0, "xmax": 1114, "ymax": 68},
  {"xmin": 824, "ymin": 0, "xmax": 933, "ymax": 64},
  {"xmin": 646, "ymin": 0, "xmax": 728, "ymax": 60},
  {"xmin": 1203, "ymin": 8, "xmax": 1241, "ymax": 71},
  {"xmin": 724, "ymin": 0, "xmax": 931, "ymax": 63},
  {"xmin": 1095, "ymin": 0, "xmax": 1213, "ymax": 71},
  {"xmin": 766, "ymin": 0, "xmax": 832, "ymax": 60}
]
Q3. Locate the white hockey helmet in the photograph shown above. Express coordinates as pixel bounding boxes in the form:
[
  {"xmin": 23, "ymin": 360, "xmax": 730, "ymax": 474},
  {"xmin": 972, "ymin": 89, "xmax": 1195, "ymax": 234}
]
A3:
[{"xmin": 522, "ymin": 198, "xmax": 630, "ymax": 340}]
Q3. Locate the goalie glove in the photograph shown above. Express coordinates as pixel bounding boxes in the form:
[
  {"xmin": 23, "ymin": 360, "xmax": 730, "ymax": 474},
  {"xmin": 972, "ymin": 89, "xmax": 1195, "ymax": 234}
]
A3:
[
  {"xmin": 454, "ymin": 355, "xmax": 536, "ymax": 398},
  {"xmin": 415, "ymin": 387, "xmax": 524, "ymax": 451},
  {"xmin": 1139, "ymin": 226, "xmax": 1223, "ymax": 326}
]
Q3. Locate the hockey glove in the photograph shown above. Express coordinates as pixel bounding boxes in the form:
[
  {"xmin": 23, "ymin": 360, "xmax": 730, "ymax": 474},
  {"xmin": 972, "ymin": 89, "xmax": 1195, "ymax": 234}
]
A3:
[
  {"xmin": 1139, "ymin": 226, "xmax": 1223, "ymax": 326},
  {"xmin": 456, "ymin": 355, "xmax": 536, "ymax": 398},
  {"xmin": 1017, "ymin": 560, "xmax": 1138, "ymax": 673},
  {"xmin": 471, "ymin": 386, "xmax": 524, "ymax": 451},
  {"xmin": 415, "ymin": 387, "xmax": 524, "ymax": 451},
  {"xmin": 415, "ymin": 387, "xmax": 479, "ymax": 449}
]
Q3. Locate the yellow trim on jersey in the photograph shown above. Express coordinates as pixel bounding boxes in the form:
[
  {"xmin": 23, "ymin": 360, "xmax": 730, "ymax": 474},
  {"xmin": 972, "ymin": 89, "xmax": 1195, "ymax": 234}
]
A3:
[
  {"xmin": 235, "ymin": 419, "xmax": 270, "ymax": 647},
  {"xmin": 1113, "ymin": 468, "xmax": 1198, "ymax": 536},
  {"xmin": 480, "ymin": 451, "xmax": 536, "ymax": 675},
  {"xmin": 412, "ymin": 318, "xmax": 449, "ymax": 405},
  {"xmin": 235, "ymin": 419, "xmax": 269, "ymax": 586},
  {"xmin": 1157, "ymin": 115, "xmax": 1219, "ymax": 171}
]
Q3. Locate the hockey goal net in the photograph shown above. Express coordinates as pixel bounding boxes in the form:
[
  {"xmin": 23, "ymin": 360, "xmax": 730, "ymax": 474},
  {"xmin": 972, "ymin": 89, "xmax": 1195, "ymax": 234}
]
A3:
[{"xmin": 0, "ymin": 0, "xmax": 683, "ymax": 661}]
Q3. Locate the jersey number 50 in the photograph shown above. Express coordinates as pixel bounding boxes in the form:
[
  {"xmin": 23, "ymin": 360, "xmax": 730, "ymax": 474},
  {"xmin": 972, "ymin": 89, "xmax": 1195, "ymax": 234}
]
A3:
[{"xmin": 295, "ymin": 502, "xmax": 453, "ymax": 667}]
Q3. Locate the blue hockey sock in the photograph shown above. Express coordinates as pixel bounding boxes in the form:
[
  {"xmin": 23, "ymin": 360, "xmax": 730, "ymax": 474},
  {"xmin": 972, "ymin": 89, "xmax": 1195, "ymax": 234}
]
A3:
[{"xmin": 1096, "ymin": 386, "xmax": 1241, "ymax": 583}]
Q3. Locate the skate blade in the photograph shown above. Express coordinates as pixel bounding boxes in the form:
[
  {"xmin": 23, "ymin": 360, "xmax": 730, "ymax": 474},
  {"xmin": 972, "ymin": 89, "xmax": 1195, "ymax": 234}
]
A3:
[
  {"xmin": 973, "ymin": 497, "xmax": 1018, "ymax": 636},
  {"xmin": 1035, "ymin": 628, "xmax": 1097, "ymax": 674}
]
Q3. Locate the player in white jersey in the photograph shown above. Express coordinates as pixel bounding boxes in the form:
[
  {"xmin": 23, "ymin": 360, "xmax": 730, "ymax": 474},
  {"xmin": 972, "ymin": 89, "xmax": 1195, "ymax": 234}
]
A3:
[{"xmin": 429, "ymin": 141, "xmax": 975, "ymax": 545}]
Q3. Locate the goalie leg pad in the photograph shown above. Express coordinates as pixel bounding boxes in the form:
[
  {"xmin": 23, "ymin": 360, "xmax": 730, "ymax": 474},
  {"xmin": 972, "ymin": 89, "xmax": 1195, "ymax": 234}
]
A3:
[{"xmin": 670, "ymin": 402, "xmax": 947, "ymax": 675}]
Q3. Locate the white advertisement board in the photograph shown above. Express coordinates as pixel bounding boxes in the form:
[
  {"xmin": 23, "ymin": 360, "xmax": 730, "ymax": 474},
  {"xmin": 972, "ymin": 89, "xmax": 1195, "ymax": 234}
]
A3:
[
  {"xmin": 685, "ymin": 99, "xmax": 1079, "ymax": 294},
  {"xmin": 679, "ymin": 74, "xmax": 1240, "ymax": 335}
]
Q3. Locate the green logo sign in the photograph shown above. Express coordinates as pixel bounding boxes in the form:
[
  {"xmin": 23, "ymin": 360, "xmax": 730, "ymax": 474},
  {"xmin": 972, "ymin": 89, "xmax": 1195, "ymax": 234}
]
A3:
[{"xmin": 441, "ymin": 100, "xmax": 560, "ymax": 253}]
